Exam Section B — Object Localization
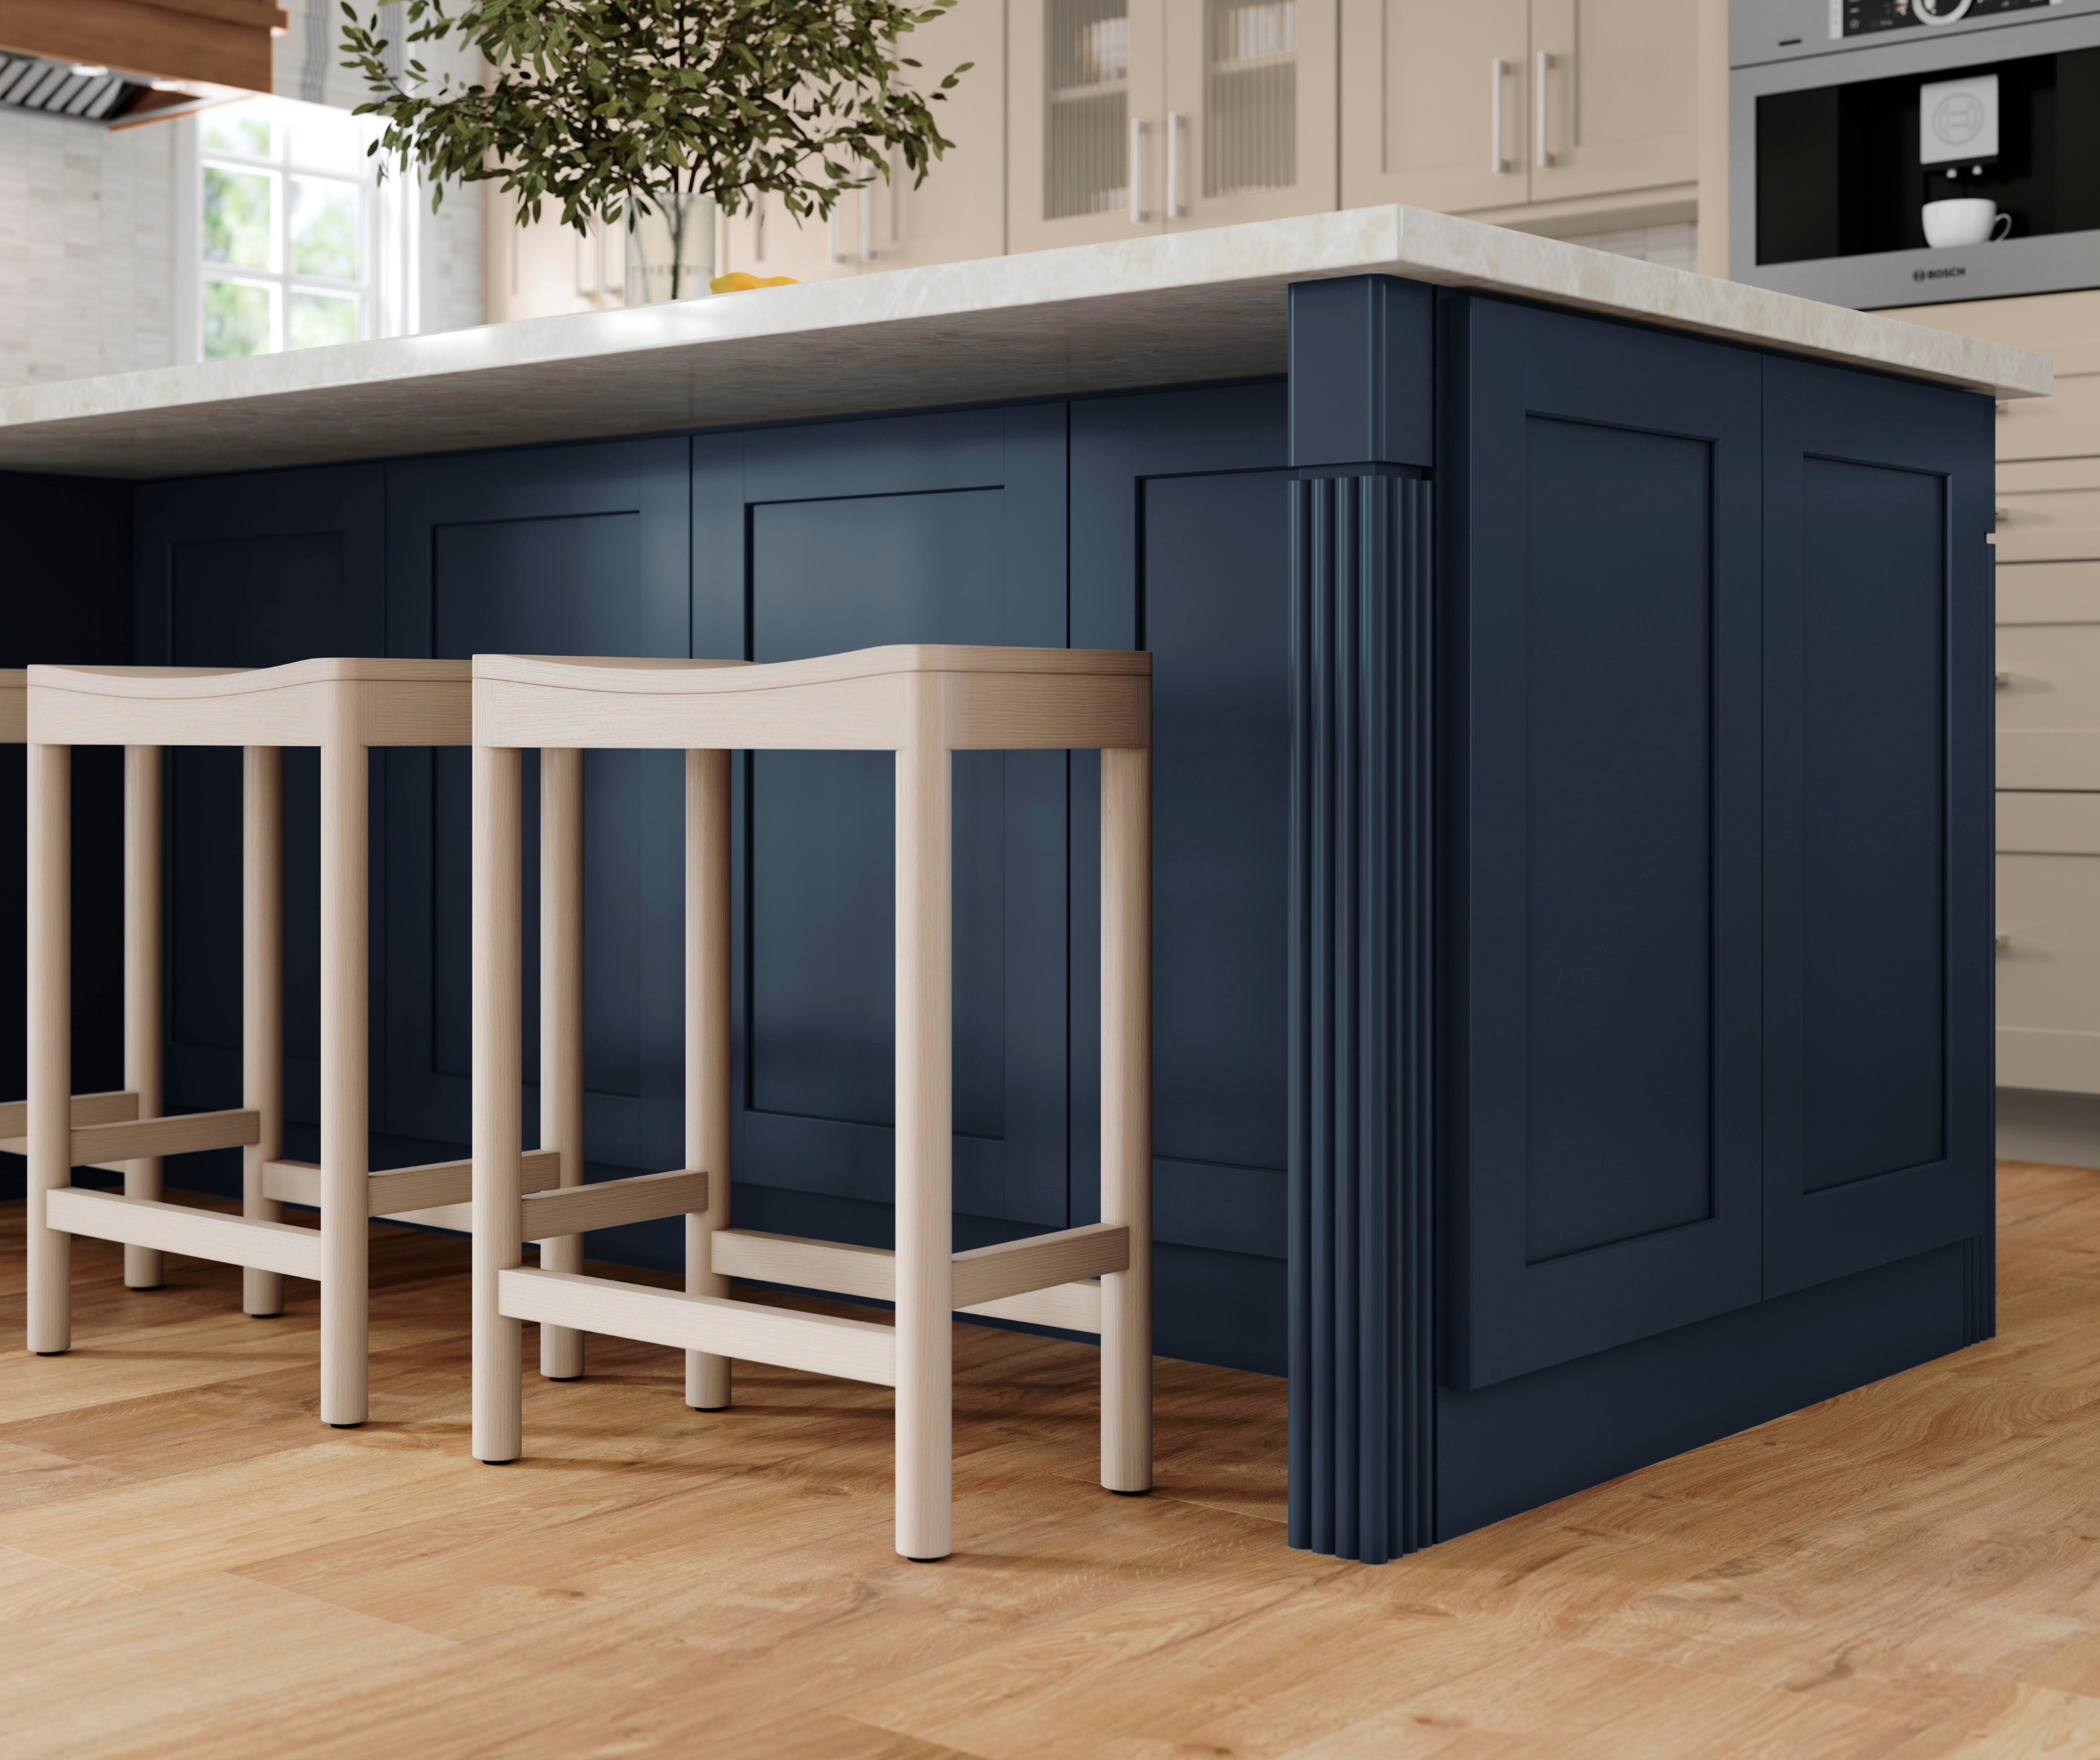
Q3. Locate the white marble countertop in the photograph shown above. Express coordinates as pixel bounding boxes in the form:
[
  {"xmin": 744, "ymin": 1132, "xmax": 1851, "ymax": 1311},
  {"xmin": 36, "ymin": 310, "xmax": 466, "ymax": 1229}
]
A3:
[{"xmin": 0, "ymin": 206, "xmax": 2052, "ymax": 479}]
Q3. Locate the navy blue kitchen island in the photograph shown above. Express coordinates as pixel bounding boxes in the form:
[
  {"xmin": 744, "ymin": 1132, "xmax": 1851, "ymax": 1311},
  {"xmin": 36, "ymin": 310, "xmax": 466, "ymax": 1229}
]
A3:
[{"xmin": 0, "ymin": 209, "xmax": 2046, "ymax": 1561}]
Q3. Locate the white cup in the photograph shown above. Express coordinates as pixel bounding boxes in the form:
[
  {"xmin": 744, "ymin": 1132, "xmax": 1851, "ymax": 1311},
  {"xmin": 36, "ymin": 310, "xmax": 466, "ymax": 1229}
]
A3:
[{"xmin": 1923, "ymin": 198, "xmax": 2013, "ymax": 248}]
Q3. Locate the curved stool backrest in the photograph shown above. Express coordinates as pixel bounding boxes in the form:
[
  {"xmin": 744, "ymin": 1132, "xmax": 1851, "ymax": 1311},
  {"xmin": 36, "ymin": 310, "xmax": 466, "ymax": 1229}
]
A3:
[
  {"xmin": 470, "ymin": 645, "xmax": 1151, "ymax": 1561},
  {"xmin": 21, "ymin": 660, "xmax": 475, "ymax": 1427}
]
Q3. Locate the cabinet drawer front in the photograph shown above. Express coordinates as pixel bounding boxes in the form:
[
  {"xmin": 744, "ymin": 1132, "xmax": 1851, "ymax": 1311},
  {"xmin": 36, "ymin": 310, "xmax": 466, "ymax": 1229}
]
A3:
[
  {"xmin": 1999, "ymin": 622, "xmax": 2100, "ymax": 728},
  {"xmin": 1997, "ymin": 559, "xmax": 2100, "ymax": 625},
  {"xmin": 2000, "ymin": 729, "xmax": 2100, "ymax": 790},
  {"xmin": 1998, "ymin": 375, "xmax": 2100, "ymax": 464},
  {"xmin": 1998, "ymin": 849, "xmax": 2100, "ymax": 1095},
  {"xmin": 1995, "ymin": 486, "xmax": 2100, "ymax": 562},
  {"xmin": 1999, "ymin": 790, "xmax": 2100, "ymax": 855}
]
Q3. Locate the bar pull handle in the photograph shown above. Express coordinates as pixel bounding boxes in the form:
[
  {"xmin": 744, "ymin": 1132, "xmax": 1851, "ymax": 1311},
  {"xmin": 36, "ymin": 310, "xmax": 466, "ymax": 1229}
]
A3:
[
  {"xmin": 1535, "ymin": 50, "xmax": 1555, "ymax": 168},
  {"xmin": 859, "ymin": 186, "xmax": 876, "ymax": 262},
  {"xmin": 1490, "ymin": 59, "xmax": 1508, "ymax": 174},
  {"xmin": 828, "ymin": 206, "xmax": 846, "ymax": 266},
  {"xmin": 1167, "ymin": 111, "xmax": 1185, "ymax": 219},
  {"xmin": 1131, "ymin": 117, "xmax": 1149, "ymax": 223}
]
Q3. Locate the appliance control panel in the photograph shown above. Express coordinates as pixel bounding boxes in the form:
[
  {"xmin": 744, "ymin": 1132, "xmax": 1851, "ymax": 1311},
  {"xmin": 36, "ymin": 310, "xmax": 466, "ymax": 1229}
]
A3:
[{"xmin": 1842, "ymin": 0, "xmax": 2059, "ymax": 38}]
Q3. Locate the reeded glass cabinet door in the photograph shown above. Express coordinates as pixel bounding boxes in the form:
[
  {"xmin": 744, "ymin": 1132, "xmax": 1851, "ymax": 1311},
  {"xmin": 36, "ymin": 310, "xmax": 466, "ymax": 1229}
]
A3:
[
  {"xmin": 1162, "ymin": 0, "xmax": 1334, "ymax": 229},
  {"xmin": 1339, "ymin": 0, "xmax": 1528, "ymax": 215},
  {"xmin": 1010, "ymin": 0, "xmax": 1168, "ymax": 251}
]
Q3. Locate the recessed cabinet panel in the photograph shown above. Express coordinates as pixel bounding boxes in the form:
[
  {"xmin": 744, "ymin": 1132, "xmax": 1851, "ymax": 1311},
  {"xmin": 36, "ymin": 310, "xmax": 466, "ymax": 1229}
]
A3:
[
  {"xmin": 1451, "ymin": 297, "xmax": 1764, "ymax": 1391},
  {"xmin": 1527, "ymin": 0, "xmax": 1696, "ymax": 203},
  {"xmin": 1339, "ymin": 0, "xmax": 1528, "ymax": 214},
  {"xmin": 1163, "ymin": 0, "xmax": 1336, "ymax": 227},
  {"xmin": 1761, "ymin": 359, "xmax": 1993, "ymax": 1299}
]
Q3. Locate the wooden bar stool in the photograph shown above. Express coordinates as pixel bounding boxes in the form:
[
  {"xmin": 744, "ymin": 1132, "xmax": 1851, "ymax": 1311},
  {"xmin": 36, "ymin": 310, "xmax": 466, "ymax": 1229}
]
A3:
[
  {"xmin": 2, "ymin": 669, "xmax": 175, "ymax": 1290},
  {"xmin": 471, "ymin": 645, "xmax": 1153, "ymax": 1561},
  {"xmin": 22, "ymin": 660, "xmax": 567, "ymax": 1426}
]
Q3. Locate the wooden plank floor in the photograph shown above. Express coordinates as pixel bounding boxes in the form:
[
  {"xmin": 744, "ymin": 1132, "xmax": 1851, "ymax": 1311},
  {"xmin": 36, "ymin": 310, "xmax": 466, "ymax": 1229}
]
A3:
[{"xmin": 4, "ymin": 1166, "xmax": 2100, "ymax": 1757}]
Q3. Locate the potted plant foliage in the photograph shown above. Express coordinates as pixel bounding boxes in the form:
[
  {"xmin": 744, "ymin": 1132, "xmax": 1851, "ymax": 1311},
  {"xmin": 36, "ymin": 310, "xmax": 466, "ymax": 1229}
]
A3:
[{"xmin": 340, "ymin": 0, "xmax": 971, "ymax": 300}]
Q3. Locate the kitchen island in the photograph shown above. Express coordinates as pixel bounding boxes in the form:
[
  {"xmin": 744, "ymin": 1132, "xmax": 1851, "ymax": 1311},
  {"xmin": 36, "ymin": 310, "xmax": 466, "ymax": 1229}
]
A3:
[{"xmin": 0, "ymin": 207, "xmax": 2047, "ymax": 1563}]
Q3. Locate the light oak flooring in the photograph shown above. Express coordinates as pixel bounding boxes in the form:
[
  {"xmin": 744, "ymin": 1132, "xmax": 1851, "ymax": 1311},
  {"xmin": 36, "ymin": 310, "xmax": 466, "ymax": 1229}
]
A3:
[{"xmin": 4, "ymin": 1165, "xmax": 2100, "ymax": 1757}]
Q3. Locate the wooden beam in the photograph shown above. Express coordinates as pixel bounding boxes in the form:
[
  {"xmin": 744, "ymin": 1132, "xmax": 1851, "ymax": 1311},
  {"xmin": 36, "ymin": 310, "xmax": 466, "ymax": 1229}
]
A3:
[
  {"xmin": 952, "ymin": 1223, "xmax": 1129, "ymax": 1308},
  {"xmin": 520, "ymin": 1169, "xmax": 708, "ymax": 1241},
  {"xmin": 70, "ymin": 1107, "xmax": 258, "ymax": 1165},
  {"xmin": 0, "ymin": 1089, "xmax": 139, "ymax": 1144},
  {"xmin": 262, "ymin": 1149, "xmax": 561, "ymax": 1215},
  {"xmin": 496, "ymin": 1268, "xmax": 897, "ymax": 1386},
  {"xmin": 45, "ymin": 1188, "xmax": 325, "ymax": 1281}
]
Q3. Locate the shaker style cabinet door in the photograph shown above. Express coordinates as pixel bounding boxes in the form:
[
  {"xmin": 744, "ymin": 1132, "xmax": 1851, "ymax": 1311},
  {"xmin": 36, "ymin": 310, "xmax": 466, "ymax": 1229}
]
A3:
[
  {"xmin": 1339, "ymin": 0, "xmax": 1527, "ymax": 214},
  {"xmin": 1447, "ymin": 297, "xmax": 1765, "ymax": 1391},
  {"xmin": 1161, "ymin": 0, "xmax": 1335, "ymax": 229},
  {"xmin": 864, "ymin": 0, "xmax": 1007, "ymax": 269},
  {"xmin": 1010, "ymin": 0, "xmax": 1168, "ymax": 249},
  {"xmin": 1526, "ymin": 0, "xmax": 1695, "ymax": 204},
  {"xmin": 1760, "ymin": 358, "xmax": 1995, "ymax": 1299}
]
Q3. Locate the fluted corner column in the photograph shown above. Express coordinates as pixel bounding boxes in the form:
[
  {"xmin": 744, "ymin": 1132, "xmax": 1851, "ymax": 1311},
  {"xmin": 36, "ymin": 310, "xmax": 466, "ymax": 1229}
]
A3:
[{"xmin": 1285, "ymin": 275, "xmax": 1440, "ymax": 1566}]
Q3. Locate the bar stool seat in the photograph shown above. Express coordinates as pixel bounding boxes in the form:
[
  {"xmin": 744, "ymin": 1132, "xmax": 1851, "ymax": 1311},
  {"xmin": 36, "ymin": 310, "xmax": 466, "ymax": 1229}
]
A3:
[
  {"xmin": 20, "ymin": 659, "xmax": 556, "ymax": 1426},
  {"xmin": 471, "ymin": 645, "xmax": 1153, "ymax": 1561}
]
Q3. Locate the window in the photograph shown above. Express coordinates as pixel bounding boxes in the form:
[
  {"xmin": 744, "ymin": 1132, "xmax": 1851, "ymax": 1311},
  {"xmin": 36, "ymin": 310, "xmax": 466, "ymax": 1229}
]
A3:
[{"xmin": 196, "ymin": 97, "xmax": 382, "ymax": 359}]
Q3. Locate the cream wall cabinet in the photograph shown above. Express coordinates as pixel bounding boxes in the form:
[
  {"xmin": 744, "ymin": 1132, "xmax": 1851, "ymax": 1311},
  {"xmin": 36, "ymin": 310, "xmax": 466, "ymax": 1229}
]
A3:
[
  {"xmin": 1339, "ymin": 0, "xmax": 1695, "ymax": 221},
  {"xmin": 721, "ymin": 0, "xmax": 1007, "ymax": 280},
  {"xmin": 1009, "ymin": 0, "xmax": 1336, "ymax": 253}
]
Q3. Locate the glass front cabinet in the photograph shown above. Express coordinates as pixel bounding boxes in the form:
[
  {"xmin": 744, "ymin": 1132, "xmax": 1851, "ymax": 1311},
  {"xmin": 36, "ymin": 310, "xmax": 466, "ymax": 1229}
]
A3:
[{"xmin": 1009, "ymin": 0, "xmax": 1337, "ymax": 252}]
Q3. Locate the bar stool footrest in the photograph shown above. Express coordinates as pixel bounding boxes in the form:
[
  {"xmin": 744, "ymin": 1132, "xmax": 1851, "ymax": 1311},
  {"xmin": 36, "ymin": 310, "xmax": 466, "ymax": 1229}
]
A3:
[
  {"xmin": 45, "ymin": 1188, "xmax": 324, "ymax": 1280},
  {"xmin": 520, "ymin": 1168, "xmax": 709, "ymax": 1241},
  {"xmin": 707, "ymin": 1224, "xmax": 1121, "ymax": 1334},
  {"xmin": 497, "ymin": 1266, "xmax": 896, "ymax": 1384},
  {"xmin": 262, "ymin": 1149, "xmax": 563, "ymax": 1217}
]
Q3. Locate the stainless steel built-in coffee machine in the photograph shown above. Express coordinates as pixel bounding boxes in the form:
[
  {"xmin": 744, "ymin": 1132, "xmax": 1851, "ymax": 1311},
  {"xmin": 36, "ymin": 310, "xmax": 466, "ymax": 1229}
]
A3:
[{"xmin": 1731, "ymin": 0, "xmax": 2100, "ymax": 307}]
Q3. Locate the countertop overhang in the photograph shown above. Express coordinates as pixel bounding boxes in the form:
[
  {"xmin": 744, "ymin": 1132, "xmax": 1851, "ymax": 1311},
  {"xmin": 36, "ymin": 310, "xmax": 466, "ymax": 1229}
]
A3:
[{"xmin": 0, "ymin": 206, "xmax": 2053, "ymax": 480}]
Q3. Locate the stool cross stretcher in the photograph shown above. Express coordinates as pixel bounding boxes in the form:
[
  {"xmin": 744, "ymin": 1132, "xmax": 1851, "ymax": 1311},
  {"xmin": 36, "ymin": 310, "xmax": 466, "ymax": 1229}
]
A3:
[
  {"xmin": 471, "ymin": 645, "xmax": 1153, "ymax": 1561},
  {"xmin": 21, "ymin": 660, "xmax": 570, "ymax": 1425}
]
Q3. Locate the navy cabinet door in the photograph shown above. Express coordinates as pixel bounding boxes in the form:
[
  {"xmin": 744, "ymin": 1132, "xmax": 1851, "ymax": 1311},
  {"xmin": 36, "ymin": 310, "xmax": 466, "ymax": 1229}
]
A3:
[
  {"xmin": 135, "ymin": 466, "xmax": 387, "ymax": 1137},
  {"xmin": 1072, "ymin": 383, "xmax": 1292, "ymax": 1373},
  {"xmin": 696, "ymin": 407, "xmax": 1071, "ymax": 1240},
  {"xmin": 383, "ymin": 439, "xmax": 692, "ymax": 1170},
  {"xmin": 1448, "ymin": 298, "xmax": 1765, "ymax": 1390},
  {"xmin": 1760, "ymin": 358, "xmax": 1995, "ymax": 1296}
]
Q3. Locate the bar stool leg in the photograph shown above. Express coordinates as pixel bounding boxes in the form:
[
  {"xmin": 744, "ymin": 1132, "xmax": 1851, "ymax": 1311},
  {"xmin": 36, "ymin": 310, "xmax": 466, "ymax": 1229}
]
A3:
[
  {"xmin": 319, "ymin": 735, "xmax": 370, "ymax": 1426},
  {"xmin": 539, "ymin": 748, "xmax": 585, "ymax": 1381},
  {"xmin": 473, "ymin": 744, "xmax": 525, "ymax": 1463},
  {"xmin": 27, "ymin": 742, "xmax": 72, "ymax": 1356},
  {"xmin": 685, "ymin": 748, "xmax": 732, "ymax": 1411},
  {"xmin": 243, "ymin": 747, "xmax": 285, "ymax": 1318},
  {"xmin": 122, "ymin": 745, "xmax": 164, "ymax": 1291},
  {"xmin": 895, "ymin": 707, "xmax": 953, "ymax": 1561},
  {"xmin": 1100, "ymin": 746, "xmax": 1154, "ymax": 1493}
]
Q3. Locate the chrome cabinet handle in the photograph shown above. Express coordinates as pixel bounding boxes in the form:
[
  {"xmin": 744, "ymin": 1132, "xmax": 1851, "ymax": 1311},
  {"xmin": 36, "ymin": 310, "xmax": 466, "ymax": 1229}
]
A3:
[
  {"xmin": 1131, "ymin": 117, "xmax": 1149, "ymax": 223},
  {"xmin": 1536, "ymin": 50, "xmax": 1555, "ymax": 168},
  {"xmin": 1490, "ymin": 59, "xmax": 1508, "ymax": 173},
  {"xmin": 1167, "ymin": 111, "xmax": 1185, "ymax": 219}
]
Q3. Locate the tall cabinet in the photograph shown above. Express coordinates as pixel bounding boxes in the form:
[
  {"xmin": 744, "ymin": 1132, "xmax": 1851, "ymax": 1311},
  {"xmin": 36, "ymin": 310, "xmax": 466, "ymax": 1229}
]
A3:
[
  {"xmin": 1338, "ymin": 0, "xmax": 1695, "ymax": 218},
  {"xmin": 1007, "ymin": 0, "xmax": 1336, "ymax": 252}
]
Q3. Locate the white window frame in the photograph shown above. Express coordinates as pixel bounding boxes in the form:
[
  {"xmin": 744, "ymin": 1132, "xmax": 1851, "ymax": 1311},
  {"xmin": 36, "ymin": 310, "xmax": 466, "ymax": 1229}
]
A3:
[{"xmin": 178, "ymin": 96, "xmax": 422, "ymax": 363}]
